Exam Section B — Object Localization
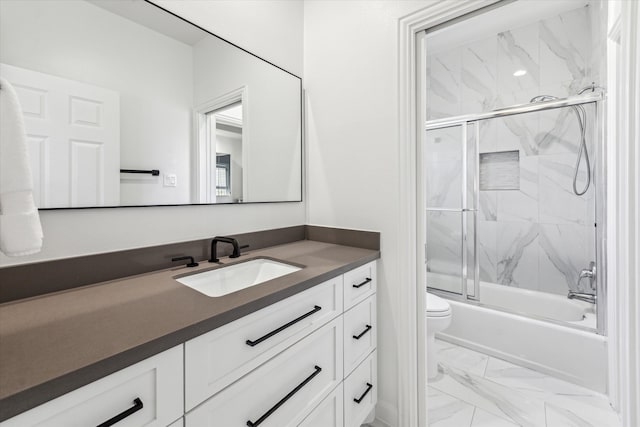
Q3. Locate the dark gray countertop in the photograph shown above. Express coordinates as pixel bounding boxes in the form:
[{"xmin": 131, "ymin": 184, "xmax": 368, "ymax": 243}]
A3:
[{"xmin": 0, "ymin": 240, "xmax": 380, "ymax": 421}]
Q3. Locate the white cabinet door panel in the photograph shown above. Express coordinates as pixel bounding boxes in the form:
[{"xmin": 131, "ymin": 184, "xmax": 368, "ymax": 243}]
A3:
[
  {"xmin": 186, "ymin": 318, "xmax": 343, "ymax": 427},
  {"xmin": 0, "ymin": 345, "xmax": 183, "ymax": 427},
  {"xmin": 185, "ymin": 276, "xmax": 343, "ymax": 410},
  {"xmin": 344, "ymin": 295, "xmax": 377, "ymax": 376},
  {"xmin": 343, "ymin": 261, "xmax": 376, "ymax": 310},
  {"xmin": 298, "ymin": 384, "xmax": 344, "ymax": 427},
  {"xmin": 343, "ymin": 350, "xmax": 377, "ymax": 427}
]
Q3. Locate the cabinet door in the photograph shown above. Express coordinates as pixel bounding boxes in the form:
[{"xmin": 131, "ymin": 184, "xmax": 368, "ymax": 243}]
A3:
[
  {"xmin": 344, "ymin": 295, "xmax": 377, "ymax": 376},
  {"xmin": 344, "ymin": 350, "xmax": 377, "ymax": 427},
  {"xmin": 185, "ymin": 276, "xmax": 343, "ymax": 410},
  {"xmin": 186, "ymin": 318, "xmax": 343, "ymax": 427},
  {"xmin": 343, "ymin": 261, "xmax": 376, "ymax": 310},
  {"xmin": 1, "ymin": 346, "xmax": 183, "ymax": 427},
  {"xmin": 298, "ymin": 384, "xmax": 344, "ymax": 427}
]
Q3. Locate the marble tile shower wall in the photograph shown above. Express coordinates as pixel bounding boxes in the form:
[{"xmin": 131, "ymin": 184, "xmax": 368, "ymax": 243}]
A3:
[{"xmin": 426, "ymin": 6, "xmax": 601, "ymax": 295}]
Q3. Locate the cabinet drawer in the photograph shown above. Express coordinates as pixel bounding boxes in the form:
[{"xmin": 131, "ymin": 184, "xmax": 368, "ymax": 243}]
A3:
[
  {"xmin": 186, "ymin": 318, "xmax": 343, "ymax": 427},
  {"xmin": 343, "ymin": 261, "xmax": 376, "ymax": 310},
  {"xmin": 344, "ymin": 295, "xmax": 376, "ymax": 375},
  {"xmin": 185, "ymin": 276, "xmax": 342, "ymax": 410},
  {"xmin": 1, "ymin": 345, "xmax": 183, "ymax": 427},
  {"xmin": 344, "ymin": 350, "xmax": 377, "ymax": 427},
  {"xmin": 298, "ymin": 384, "xmax": 344, "ymax": 427}
]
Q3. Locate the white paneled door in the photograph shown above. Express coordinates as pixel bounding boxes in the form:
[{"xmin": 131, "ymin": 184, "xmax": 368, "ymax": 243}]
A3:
[{"xmin": 1, "ymin": 63, "xmax": 120, "ymax": 208}]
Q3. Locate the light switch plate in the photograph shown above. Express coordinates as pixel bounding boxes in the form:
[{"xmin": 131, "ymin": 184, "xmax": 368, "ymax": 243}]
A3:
[{"xmin": 164, "ymin": 174, "xmax": 177, "ymax": 187}]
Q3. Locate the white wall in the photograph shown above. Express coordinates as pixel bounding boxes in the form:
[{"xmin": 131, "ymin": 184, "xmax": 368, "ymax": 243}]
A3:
[
  {"xmin": 0, "ymin": 0, "xmax": 305, "ymax": 267},
  {"xmin": 0, "ymin": 0, "xmax": 194, "ymax": 206},
  {"xmin": 154, "ymin": 0, "xmax": 303, "ymax": 76},
  {"xmin": 303, "ymin": 1, "xmax": 433, "ymax": 424}
]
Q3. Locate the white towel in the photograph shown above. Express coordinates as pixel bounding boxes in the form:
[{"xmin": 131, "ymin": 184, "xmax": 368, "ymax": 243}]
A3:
[{"xmin": 0, "ymin": 76, "xmax": 43, "ymax": 256}]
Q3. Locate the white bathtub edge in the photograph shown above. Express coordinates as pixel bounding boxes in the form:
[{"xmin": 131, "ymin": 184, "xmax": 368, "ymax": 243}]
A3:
[
  {"xmin": 439, "ymin": 300, "xmax": 608, "ymax": 393},
  {"xmin": 436, "ymin": 332, "xmax": 601, "ymax": 391}
]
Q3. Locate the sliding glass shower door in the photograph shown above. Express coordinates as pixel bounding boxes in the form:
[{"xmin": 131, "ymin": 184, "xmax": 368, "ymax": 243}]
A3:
[
  {"xmin": 424, "ymin": 122, "xmax": 478, "ymax": 299},
  {"xmin": 424, "ymin": 94, "xmax": 603, "ymax": 332}
]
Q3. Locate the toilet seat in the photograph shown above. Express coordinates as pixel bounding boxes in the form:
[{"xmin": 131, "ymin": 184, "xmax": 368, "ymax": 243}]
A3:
[{"xmin": 427, "ymin": 292, "xmax": 451, "ymax": 317}]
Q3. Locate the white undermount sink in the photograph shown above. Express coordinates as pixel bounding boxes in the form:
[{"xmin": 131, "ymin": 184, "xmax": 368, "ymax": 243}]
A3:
[{"xmin": 175, "ymin": 258, "xmax": 301, "ymax": 297}]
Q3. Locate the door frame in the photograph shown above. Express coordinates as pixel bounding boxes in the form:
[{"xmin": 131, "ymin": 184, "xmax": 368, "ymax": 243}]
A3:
[
  {"xmin": 397, "ymin": 0, "xmax": 640, "ymax": 426},
  {"xmin": 605, "ymin": 1, "xmax": 640, "ymax": 425},
  {"xmin": 397, "ymin": 3, "xmax": 502, "ymax": 425},
  {"xmin": 193, "ymin": 86, "xmax": 248, "ymax": 203}
]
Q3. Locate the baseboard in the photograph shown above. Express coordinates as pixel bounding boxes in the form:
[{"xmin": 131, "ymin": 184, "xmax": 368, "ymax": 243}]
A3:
[{"xmin": 373, "ymin": 400, "xmax": 396, "ymax": 427}]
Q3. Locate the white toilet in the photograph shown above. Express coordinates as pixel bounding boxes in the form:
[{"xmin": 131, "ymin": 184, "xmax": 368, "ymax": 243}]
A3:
[{"xmin": 426, "ymin": 292, "xmax": 452, "ymax": 379}]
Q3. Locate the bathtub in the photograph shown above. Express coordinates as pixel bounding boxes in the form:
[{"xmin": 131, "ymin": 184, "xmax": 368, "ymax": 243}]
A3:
[{"xmin": 428, "ymin": 275, "xmax": 607, "ymax": 392}]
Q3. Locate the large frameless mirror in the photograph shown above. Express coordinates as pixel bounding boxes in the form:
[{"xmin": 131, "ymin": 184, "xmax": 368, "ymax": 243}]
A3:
[{"xmin": 0, "ymin": 0, "xmax": 302, "ymax": 208}]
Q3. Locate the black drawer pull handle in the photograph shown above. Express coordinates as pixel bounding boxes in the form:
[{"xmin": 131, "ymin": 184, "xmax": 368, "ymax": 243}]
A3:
[
  {"xmin": 353, "ymin": 278, "xmax": 372, "ymax": 289},
  {"xmin": 246, "ymin": 365, "xmax": 322, "ymax": 426},
  {"xmin": 246, "ymin": 306, "xmax": 322, "ymax": 347},
  {"xmin": 96, "ymin": 397, "xmax": 143, "ymax": 427},
  {"xmin": 353, "ymin": 383, "xmax": 373, "ymax": 404},
  {"xmin": 353, "ymin": 324, "xmax": 372, "ymax": 340}
]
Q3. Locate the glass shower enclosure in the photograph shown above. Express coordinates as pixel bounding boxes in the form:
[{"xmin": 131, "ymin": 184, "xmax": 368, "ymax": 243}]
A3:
[{"xmin": 424, "ymin": 92, "xmax": 605, "ymax": 333}]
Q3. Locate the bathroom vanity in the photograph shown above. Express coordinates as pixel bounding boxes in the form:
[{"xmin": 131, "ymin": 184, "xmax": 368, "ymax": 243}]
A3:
[{"xmin": 0, "ymin": 238, "xmax": 379, "ymax": 427}]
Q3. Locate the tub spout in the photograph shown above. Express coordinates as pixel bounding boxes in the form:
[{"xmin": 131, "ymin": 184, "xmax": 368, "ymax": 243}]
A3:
[{"xmin": 568, "ymin": 290, "xmax": 596, "ymax": 304}]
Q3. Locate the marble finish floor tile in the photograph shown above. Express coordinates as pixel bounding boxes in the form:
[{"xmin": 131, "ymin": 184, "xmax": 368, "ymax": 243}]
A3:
[
  {"xmin": 428, "ymin": 387, "xmax": 475, "ymax": 426},
  {"xmin": 436, "ymin": 340, "xmax": 490, "ymax": 376},
  {"xmin": 428, "ymin": 339, "xmax": 620, "ymax": 427},
  {"xmin": 471, "ymin": 407, "xmax": 520, "ymax": 427}
]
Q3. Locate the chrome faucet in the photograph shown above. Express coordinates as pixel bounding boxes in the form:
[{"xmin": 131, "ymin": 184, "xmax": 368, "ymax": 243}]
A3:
[
  {"xmin": 567, "ymin": 291, "xmax": 596, "ymax": 304},
  {"xmin": 568, "ymin": 261, "xmax": 596, "ymax": 304}
]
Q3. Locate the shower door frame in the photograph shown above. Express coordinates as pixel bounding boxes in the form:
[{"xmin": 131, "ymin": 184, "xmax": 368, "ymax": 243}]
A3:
[
  {"xmin": 424, "ymin": 121, "xmax": 480, "ymax": 302},
  {"xmin": 423, "ymin": 92, "xmax": 607, "ymax": 336}
]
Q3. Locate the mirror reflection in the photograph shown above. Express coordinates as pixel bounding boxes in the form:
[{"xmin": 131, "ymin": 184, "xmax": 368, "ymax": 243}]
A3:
[{"xmin": 0, "ymin": 0, "xmax": 302, "ymax": 208}]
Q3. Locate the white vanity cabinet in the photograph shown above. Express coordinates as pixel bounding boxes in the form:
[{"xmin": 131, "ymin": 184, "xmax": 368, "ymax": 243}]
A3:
[
  {"xmin": 0, "ymin": 345, "xmax": 183, "ymax": 427},
  {"xmin": 2, "ymin": 260, "xmax": 378, "ymax": 427},
  {"xmin": 184, "ymin": 260, "xmax": 378, "ymax": 427}
]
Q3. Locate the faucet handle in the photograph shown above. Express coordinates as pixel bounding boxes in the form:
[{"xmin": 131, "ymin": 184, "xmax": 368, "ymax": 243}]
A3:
[
  {"xmin": 577, "ymin": 261, "xmax": 597, "ymax": 291},
  {"xmin": 579, "ymin": 269, "xmax": 594, "ymax": 278},
  {"xmin": 172, "ymin": 256, "xmax": 199, "ymax": 268}
]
